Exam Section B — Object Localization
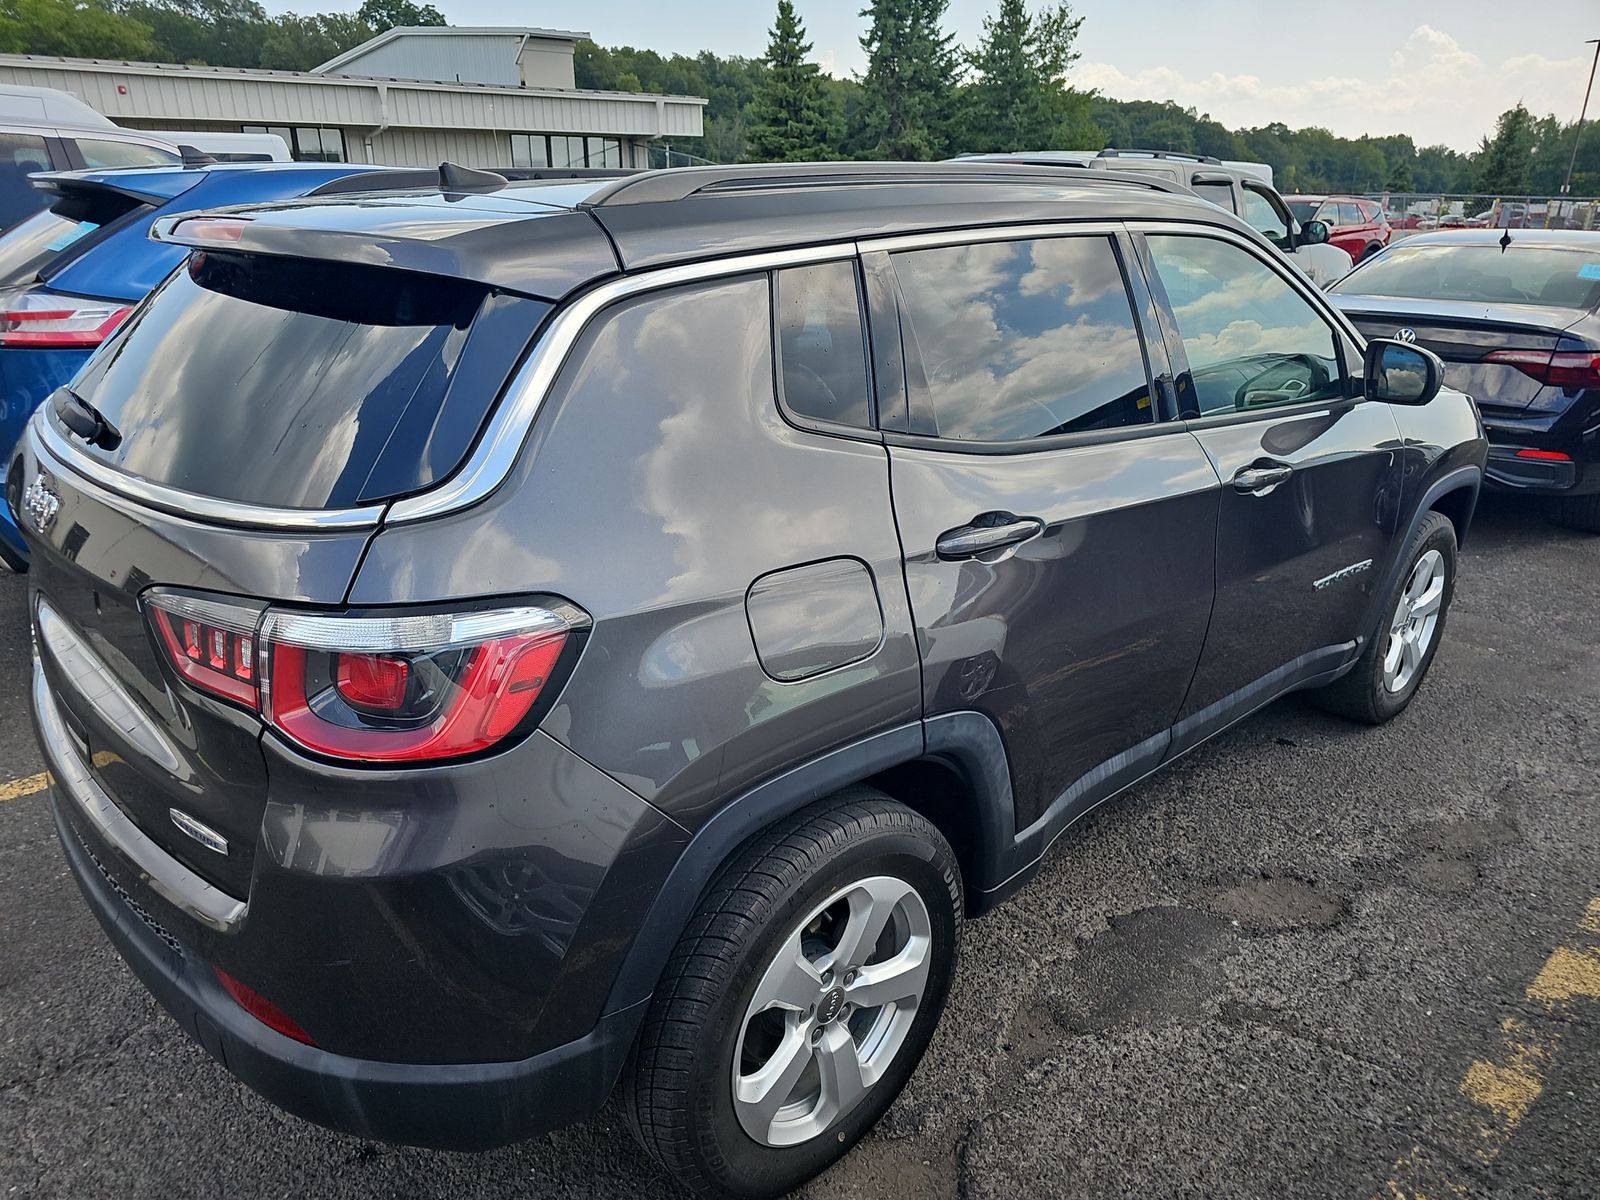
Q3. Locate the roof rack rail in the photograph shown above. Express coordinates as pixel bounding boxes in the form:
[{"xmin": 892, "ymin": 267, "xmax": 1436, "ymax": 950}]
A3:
[
  {"xmin": 308, "ymin": 164, "xmax": 637, "ymax": 197},
  {"xmin": 1096, "ymin": 148, "xmax": 1222, "ymax": 165},
  {"xmin": 580, "ymin": 160, "xmax": 1184, "ymax": 207}
]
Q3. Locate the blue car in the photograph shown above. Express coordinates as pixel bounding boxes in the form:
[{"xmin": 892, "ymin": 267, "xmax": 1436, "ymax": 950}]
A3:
[{"xmin": 0, "ymin": 160, "xmax": 410, "ymax": 568}]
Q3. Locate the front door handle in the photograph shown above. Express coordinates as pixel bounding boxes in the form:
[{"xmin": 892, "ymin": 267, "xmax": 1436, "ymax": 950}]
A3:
[
  {"xmin": 935, "ymin": 514, "xmax": 1045, "ymax": 561},
  {"xmin": 1232, "ymin": 463, "xmax": 1294, "ymax": 495}
]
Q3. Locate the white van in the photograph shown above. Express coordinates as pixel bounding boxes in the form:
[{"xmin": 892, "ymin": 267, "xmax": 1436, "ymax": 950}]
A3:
[{"xmin": 159, "ymin": 131, "xmax": 292, "ymax": 163}]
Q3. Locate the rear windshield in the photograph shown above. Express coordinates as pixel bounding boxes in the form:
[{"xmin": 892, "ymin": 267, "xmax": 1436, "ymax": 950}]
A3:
[
  {"xmin": 1335, "ymin": 243, "xmax": 1600, "ymax": 309},
  {"xmin": 1285, "ymin": 200, "xmax": 1320, "ymax": 222},
  {"xmin": 63, "ymin": 252, "xmax": 548, "ymax": 508},
  {"xmin": 0, "ymin": 209, "xmax": 99, "ymax": 289}
]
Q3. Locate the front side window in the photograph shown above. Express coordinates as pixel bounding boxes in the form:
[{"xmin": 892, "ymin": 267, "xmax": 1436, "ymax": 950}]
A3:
[
  {"xmin": 75, "ymin": 137, "xmax": 181, "ymax": 169},
  {"xmin": 891, "ymin": 236, "xmax": 1153, "ymax": 442},
  {"xmin": 1241, "ymin": 186, "xmax": 1290, "ymax": 245},
  {"xmin": 1146, "ymin": 234, "xmax": 1347, "ymax": 417},
  {"xmin": 774, "ymin": 261, "xmax": 871, "ymax": 429}
]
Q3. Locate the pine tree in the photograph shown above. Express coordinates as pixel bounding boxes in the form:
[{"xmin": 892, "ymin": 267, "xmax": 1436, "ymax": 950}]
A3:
[
  {"xmin": 963, "ymin": 1, "xmax": 1094, "ymax": 153},
  {"xmin": 855, "ymin": 0, "xmax": 959, "ymax": 160},
  {"xmin": 745, "ymin": 0, "xmax": 842, "ymax": 162},
  {"xmin": 1475, "ymin": 105, "xmax": 1537, "ymax": 195}
]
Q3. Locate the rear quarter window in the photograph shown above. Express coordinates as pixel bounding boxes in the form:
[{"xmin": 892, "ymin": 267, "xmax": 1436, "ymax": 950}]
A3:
[{"xmin": 64, "ymin": 252, "xmax": 548, "ymax": 508}]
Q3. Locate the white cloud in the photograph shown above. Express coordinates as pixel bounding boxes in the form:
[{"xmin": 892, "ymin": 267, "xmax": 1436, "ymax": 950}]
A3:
[{"xmin": 1076, "ymin": 25, "xmax": 1587, "ymax": 151}]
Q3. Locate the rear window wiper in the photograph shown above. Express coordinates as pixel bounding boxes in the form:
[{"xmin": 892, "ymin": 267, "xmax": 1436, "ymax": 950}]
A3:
[{"xmin": 52, "ymin": 389, "xmax": 121, "ymax": 451}]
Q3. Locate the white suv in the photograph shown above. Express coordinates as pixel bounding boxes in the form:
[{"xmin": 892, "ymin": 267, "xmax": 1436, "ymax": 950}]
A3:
[{"xmin": 960, "ymin": 149, "xmax": 1355, "ymax": 287}]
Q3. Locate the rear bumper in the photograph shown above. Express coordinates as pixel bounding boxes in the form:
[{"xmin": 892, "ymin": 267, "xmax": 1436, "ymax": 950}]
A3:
[
  {"xmin": 54, "ymin": 794, "xmax": 642, "ymax": 1149},
  {"xmin": 1481, "ymin": 397, "xmax": 1600, "ymax": 496}
]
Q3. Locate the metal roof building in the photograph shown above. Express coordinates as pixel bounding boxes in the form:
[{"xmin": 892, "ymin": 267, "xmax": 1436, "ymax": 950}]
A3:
[{"xmin": 0, "ymin": 28, "xmax": 705, "ymax": 169}]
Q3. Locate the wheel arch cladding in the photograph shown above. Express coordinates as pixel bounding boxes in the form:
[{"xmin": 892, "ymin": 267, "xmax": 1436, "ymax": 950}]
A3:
[{"xmin": 600, "ymin": 714, "xmax": 1019, "ymax": 1018}]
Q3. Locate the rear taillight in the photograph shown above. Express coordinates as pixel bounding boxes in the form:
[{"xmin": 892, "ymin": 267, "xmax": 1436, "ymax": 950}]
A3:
[
  {"xmin": 143, "ymin": 591, "xmax": 578, "ymax": 764},
  {"xmin": 0, "ymin": 290, "xmax": 130, "ymax": 348},
  {"xmin": 1483, "ymin": 348, "xmax": 1600, "ymax": 390}
]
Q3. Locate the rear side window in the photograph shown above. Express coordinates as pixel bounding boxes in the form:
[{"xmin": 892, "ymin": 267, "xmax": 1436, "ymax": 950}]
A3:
[
  {"xmin": 0, "ymin": 131, "xmax": 51, "ymax": 229},
  {"xmin": 891, "ymin": 236, "xmax": 1153, "ymax": 442},
  {"xmin": 74, "ymin": 138, "xmax": 180, "ymax": 169},
  {"xmin": 64, "ymin": 252, "xmax": 548, "ymax": 509},
  {"xmin": 1191, "ymin": 180, "xmax": 1236, "ymax": 213},
  {"xmin": 774, "ymin": 261, "xmax": 872, "ymax": 429}
]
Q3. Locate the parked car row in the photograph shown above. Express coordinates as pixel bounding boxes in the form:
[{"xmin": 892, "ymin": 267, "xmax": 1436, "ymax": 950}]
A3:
[{"xmin": 6, "ymin": 157, "xmax": 1493, "ymax": 1199}]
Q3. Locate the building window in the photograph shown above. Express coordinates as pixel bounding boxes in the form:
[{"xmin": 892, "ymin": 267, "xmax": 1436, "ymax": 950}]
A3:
[
  {"xmin": 510, "ymin": 133, "xmax": 549, "ymax": 169},
  {"xmin": 242, "ymin": 125, "xmax": 345, "ymax": 163},
  {"xmin": 515, "ymin": 134, "xmax": 625, "ymax": 170}
]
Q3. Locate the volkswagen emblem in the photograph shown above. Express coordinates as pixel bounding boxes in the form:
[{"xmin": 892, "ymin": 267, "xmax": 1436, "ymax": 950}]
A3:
[
  {"xmin": 1395, "ymin": 327, "xmax": 1417, "ymax": 343},
  {"xmin": 21, "ymin": 474, "xmax": 60, "ymax": 534}
]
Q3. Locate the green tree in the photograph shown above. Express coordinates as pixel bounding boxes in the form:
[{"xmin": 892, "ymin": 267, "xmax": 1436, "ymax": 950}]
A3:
[
  {"xmin": 117, "ymin": 0, "xmax": 268, "ymax": 67},
  {"xmin": 0, "ymin": 0, "xmax": 153, "ymax": 58},
  {"xmin": 1476, "ymin": 104, "xmax": 1536, "ymax": 194},
  {"xmin": 257, "ymin": 10, "xmax": 370, "ymax": 70},
  {"xmin": 855, "ymin": 0, "xmax": 959, "ymax": 160},
  {"xmin": 745, "ymin": 0, "xmax": 841, "ymax": 162},
  {"xmin": 356, "ymin": 0, "xmax": 442, "ymax": 33},
  {"xmin": 962, "ymin": 0, "xmax": 1093, "ymax": 152}
]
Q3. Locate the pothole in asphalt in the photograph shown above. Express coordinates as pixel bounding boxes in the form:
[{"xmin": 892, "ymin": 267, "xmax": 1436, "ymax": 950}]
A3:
[
  {"xmin": 1053, "ymin": 906, "xmax": 1232, "ymax": 1035},
  {"xmin": 1202, "ymin": 876, "xmax": 1347, "ymax": 932},
  {"xmin": 1394, "ymin": 813, "xmax": 1519, "ymax": 893}
]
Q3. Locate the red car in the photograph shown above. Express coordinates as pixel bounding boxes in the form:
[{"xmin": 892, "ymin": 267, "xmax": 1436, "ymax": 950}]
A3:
[{"xmin": 1286, "ymin": 195, "xmax": 1391, "ymax": 261}]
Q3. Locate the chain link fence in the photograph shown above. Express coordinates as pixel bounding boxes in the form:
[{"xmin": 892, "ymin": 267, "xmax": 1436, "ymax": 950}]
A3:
[{"xmin": 1372, "ymin": 194, "xmax": 1600, "ymax": 238}]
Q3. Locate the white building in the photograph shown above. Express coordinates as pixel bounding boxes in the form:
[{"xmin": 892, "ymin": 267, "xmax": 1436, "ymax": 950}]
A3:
[{"xmin": 0, "ymin": 27, "xmax": 705, "ymax": 169}]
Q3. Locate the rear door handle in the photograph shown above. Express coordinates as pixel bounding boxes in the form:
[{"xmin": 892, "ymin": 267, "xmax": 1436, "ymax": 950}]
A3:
[
  {"xmin": 1232, "ymin": 463, "xmax": 1294, "ymax": 495},
  {"xmin": 936, "ymin": 514, "xmax": 1045, "ymax": 561}
]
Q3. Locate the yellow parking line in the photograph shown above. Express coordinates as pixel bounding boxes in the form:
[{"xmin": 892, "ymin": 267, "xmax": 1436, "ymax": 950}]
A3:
[
  {"xmin": 0, "ymin": 770, "xmax": 50, "ymax": 802},
  {"xmin": 1379, "ymin": 896, "xmax": 1600, "ymax": 1198},
  {"xmin": 0, "ymin": 752, "xmax": 120, "ymax": 803}
]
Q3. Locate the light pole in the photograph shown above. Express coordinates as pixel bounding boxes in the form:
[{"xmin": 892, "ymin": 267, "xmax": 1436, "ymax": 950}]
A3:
[{"xmin": 1561, "ymin": 38, "xmax": 1600, "ymax": 195}]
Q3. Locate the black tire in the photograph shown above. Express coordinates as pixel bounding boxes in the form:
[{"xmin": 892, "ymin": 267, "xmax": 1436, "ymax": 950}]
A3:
[
  {"xmin": 1311, "ymin": 510, "xmax": 1457, "ymax": 724},
  {"xmin": 625, "ymin": 790, "xmax": 962, "ymax": 1200},
  {"xmin": 1553, "ymin": 493, "xmax": 1600, "ymax": 533},
  {"xmin": 1360, "ymin": 242, "xmax": 1383, "ymax": 262}
]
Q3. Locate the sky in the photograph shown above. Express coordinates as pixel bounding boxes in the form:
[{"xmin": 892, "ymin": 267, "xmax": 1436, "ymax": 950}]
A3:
[{"xmin": 299, "ymin": 1, "xmax": 1600, "ymax": 151}]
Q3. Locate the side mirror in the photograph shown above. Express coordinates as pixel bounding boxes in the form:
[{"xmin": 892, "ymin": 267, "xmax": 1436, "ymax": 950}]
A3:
[
  {"xmin": 1365, "ymin": 338, "xmax": 1443, "ymax": 406},
  {"xmin": 1298, "ymin": 219, "xmax": 1331, "ymax": 246}
]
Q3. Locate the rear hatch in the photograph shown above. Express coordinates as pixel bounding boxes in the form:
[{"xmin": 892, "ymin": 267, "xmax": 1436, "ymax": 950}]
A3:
[
  {"xmin": 1333, "ymin": 295, "xmax": 1587, "ymax": 411},
  {"xmin": 22, "ymin": 195, "xmax": 600, "ymax": 902}
]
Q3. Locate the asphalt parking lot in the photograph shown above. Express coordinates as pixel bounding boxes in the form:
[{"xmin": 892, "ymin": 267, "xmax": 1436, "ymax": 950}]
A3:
[{"xmin": 2, "ymin": 493, "xmax": 1597, "ymax": 1200}]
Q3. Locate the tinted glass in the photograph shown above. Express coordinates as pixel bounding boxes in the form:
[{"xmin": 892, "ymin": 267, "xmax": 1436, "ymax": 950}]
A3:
[
  {"xmin": 66, "ymin": 252, "xmax": 548, "ymax": 508},
  {"xmin": 1338, "ymin": 202, "xmax": 1365, "ymax": 226},
  {"xmin": 76, "ymin": 138, "xmax": 180, "ymax": 169},
  {"xmin": 1192, "ymin": 180, "xmax": 1235, "ymax": 213},
  {"xmin": 1242, "ymin": 187, "xmax": 1289, "ymax": 242},
  {"xmin": 1147, "ymin": 234, "xmax": 1345, "ymax": 416},
  {"xmin": 1334, "ymin": 242, "xmax": 1600, "ymax": 308},
  {"xmin": 0, "ymin": 209, "xmax": 94, "ymax": 288},
  {"xmin": 775, "ymin": 261, "xmax": 871, "ymax": 429},
  {"xmin": 892, "ymin": 236, "xmax": 1153, "ymax": 441},
  {"xmin": 1286, "ymin": 199, "xmax": 1320, "ymax": 223},
  {"xmin": 0, "ymin": 131, "xmax": 51, "ymax": 228}
]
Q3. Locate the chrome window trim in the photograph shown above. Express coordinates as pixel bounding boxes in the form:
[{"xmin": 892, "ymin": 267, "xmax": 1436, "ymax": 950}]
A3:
[
  {"xmin": 857, "ymin": 220, "xmax": 1126, "ymax": 256},
  {"xmin": 36, "ymin": 242, "xmax": 862, "ymax": 531},
  {"xmin": 35, "ymin": 416, "xmax": 387, "ymax": 531},
  {"xmin": 386, "ymin": 241, "xmax": 859, "ymax": 525}
]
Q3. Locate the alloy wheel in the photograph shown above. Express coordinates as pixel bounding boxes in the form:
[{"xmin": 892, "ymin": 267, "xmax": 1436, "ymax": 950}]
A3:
[
  {"xmin": 1383, "ymin": 548, "xmax": 1446, "ymax": 693},
  {"xmin": 731, "ymin": 875, "xmax": 932, "ymax": 1148}
]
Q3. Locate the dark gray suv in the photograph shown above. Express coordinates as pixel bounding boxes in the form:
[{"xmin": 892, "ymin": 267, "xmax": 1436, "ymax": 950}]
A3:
[{"xmin": 16, "ymin": 162, "xmax": 1486, "ymax": 1199}]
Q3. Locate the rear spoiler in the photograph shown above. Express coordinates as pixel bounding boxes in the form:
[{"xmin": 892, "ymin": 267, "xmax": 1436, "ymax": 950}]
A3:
[
  {"xmin": 30, "ymin": 169, "xmax": 199, "ymax": 206},
  {"xmin": 307, "ymin": 162, "xmax": 636, "ymax": 197}
]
